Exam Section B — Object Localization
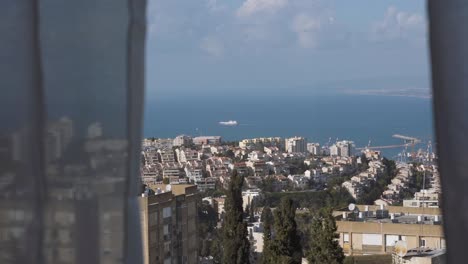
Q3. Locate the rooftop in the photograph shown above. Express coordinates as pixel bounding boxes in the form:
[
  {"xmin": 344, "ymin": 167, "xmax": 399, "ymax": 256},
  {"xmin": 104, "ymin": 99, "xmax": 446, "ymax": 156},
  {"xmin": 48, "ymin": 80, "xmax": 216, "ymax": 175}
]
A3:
[{"xmin": 335, "ymin": 205, "xmax": 443, "ymax": 226}]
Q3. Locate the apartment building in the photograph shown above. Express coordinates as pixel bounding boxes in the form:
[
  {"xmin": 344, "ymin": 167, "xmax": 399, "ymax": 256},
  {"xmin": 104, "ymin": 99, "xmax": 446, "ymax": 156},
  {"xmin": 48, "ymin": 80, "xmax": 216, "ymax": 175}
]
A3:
[
  {"xmin": 330, "ymin": 140, "xmax": 355, "ymax": 157},
  {"xmin": 285, "ymin": 136, "xmax": 307, "ymax": 153},
  {"xmin": 140, "ymin": 184, "xmax": 198, "ymax": 264},
  {"xmin": 173, "ymin": 135, "xmax": 193, "ymax": 147},
  {"xmin": 335, "ymin": 205, "xmax": 445, "ymax": 256},
  {"xmin": 239, "ymin": 137, "xmax": 285, "ymax": 150},
  {"xmin": 160, "ymin": 149, "xmax": 176, "ymax": 163},
  {"xmin": 193, "ymin": 136, "xmax": 221, "ymax": 145},
  {"xmin": 307, "ymin": 143, "xmax": 321, "ymax": 155}
]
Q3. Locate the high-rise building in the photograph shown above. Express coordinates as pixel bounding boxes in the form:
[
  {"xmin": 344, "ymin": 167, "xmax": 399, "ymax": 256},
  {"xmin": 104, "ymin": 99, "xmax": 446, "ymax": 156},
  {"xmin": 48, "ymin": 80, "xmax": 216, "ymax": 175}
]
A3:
[
  {"xmin": 339, "ymin": 141, "xmax": 354, "ymax": 157},
  {"xmin": 45, "ymin": 117, "xmax": 75, "ymax": 162},
  {"xmin": 307, "ymin": 143, "xmax": 321, "ymax": 155},
  {"xmin": 330, "ymin": 140, "xmax": 354, "ymax": 157},
  {"xmin": 87, "ymin": 122, "xmax": 103, "ymax": 139},
  {"xmin": 285, "ymin": 136, "xmax": 307, "ymax": 153},
  {"xmin": 140, "ymin": 184, "xmax": 198, "ymax": 264}
]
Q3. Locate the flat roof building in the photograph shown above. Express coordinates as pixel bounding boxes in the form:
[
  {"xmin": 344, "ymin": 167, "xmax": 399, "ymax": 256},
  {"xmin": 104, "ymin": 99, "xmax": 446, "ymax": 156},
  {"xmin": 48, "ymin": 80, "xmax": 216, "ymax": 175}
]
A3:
[
  {"xmin": 140, "ymin": 184, "xmax": 198, "ymax": 264},
  {"xmin": 334, "ymin": 205, "xmax": 445, "ymax": 256}
]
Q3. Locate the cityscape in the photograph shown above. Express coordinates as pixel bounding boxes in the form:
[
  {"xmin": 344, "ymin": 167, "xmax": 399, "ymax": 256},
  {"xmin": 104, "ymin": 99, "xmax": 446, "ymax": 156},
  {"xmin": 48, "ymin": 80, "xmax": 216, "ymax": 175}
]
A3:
[
  {"xmin": 140, "ymin": 133, "xmax": 443, "ymax": 264},
  {"xmin": 1, "ymin": 1, "xmax": 454, "ymax": 264}
]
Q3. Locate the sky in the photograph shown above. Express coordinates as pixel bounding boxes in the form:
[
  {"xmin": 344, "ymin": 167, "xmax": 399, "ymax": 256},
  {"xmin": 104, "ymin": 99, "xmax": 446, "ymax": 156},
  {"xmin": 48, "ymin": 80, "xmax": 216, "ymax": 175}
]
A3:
[{"xmin": 145, "ymin": 0, "xmax": 429, "ymax": 99}]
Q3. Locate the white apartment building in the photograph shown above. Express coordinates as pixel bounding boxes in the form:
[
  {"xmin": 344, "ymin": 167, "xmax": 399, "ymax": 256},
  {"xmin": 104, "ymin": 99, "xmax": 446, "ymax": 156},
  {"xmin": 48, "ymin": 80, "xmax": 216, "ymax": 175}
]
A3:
[
  {"xmin": 330, "ymin": 144, "xmax": 340, "ymax": 156},
  {"xmin": 330, "ymin": 140, "xmax": 355, "ymax": 157},
  {"xmin": 173, "ymin": 135, "xmax": 192, "ymax": 147},
  {"xmin": 87, "ymin": 122, "xmax": 103, "ymax": 139},
  {"xmin": 307, "ymin": 143, "xmax": 321, "ymax": 155},
  {"xmin": 239, "ymin": 137, "xmax": 285, "ymax": 150},
  {"xmin": 285, "ymin": 136, "xmax": 307, "ymax": 153},
  {"xmin": 159, "ymin": 149, "xmax": 175, "ymax": 163},
  {"xmin": 193, "ymin": 136, "xmax": 222, "ymax": 145}
]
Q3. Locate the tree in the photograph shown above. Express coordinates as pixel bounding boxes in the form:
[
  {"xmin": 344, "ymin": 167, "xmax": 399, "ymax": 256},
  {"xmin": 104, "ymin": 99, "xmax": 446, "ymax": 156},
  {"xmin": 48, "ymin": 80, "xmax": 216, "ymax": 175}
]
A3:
[
  {"xmin": 249, "ymin": 199, "xmax": 256, "ymax": 222},
  {"xmin": 358, "ymin": 153, "xmax": 369, "ymax": 171},
  {"xmin": 222, "ymin": 170, "xmax": 250, "ymax": 264},
  {"xmin": 261, "ymin": 206, "xmax": 274, "ymax": 264},
  {"xmin": 226, "ymin": 149, "xmax": 236, "ymax": 159},
  {"xmin": 271, "ymin": 197, "xmax": 302, "ymax": 264},
  {"xmin": 211, "ymin": 231, "xmax": 223, "ymax": 264},
  {"xmin": 307, "ymin": 208, "xmax": 345, "ymax": 264},
  {"xmin": 260, "ymin": 177, "xmax": 276, "ymax": 193},
  {"xmin": 261, "ymin": 206, "xmax": 273, "ymax": 225}
]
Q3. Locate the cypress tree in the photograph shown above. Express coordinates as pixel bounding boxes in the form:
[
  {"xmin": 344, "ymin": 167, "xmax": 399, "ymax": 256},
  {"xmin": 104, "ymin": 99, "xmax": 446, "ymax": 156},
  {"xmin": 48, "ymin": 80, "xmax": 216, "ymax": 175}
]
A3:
[
  {"xmin": 261, "ymin": 206, "xmax": 274, "ymax": 264},
  {"xmin": 307, "ymin": 208, "xmax": 345, "ymax": 264},
  {"xmin": 271, "ymin": 197, "xmax": 302, "ymax": 264},
  {"xmin": 222, "ymin": 170, "xmax": 250, "ymax": 264},
  {"xmin": 249, "ymin": 199, "xmax": 255, "ymax": 222}
]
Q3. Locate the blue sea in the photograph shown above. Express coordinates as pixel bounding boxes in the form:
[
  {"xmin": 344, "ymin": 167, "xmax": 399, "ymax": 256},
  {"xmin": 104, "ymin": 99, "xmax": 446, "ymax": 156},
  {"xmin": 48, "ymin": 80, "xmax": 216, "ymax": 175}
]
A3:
[{"xmin": 144, "ymin": 94, "xmax": 434, "ymax": 159}]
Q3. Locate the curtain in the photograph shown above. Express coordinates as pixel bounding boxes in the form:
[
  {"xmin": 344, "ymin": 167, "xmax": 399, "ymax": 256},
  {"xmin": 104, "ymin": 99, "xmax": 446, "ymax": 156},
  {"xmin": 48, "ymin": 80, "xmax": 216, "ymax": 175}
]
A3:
[
  {"xmin": 0, "ymin": 1, "xmax": 147, "ymax": 263},
  {"xmin": 428, "ymin": 0, "xmax": 468, "ymax": 262}
]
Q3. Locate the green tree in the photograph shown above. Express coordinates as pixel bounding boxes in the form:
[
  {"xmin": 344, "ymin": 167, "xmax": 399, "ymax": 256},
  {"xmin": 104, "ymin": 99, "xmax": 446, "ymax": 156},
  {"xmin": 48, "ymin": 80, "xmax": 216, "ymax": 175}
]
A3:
[
  {"xmin": 358, "ymin": 153, "xmax": 369, "ymax": 171},
  {"xmin": 307, "ymin": 208, "xmax": 345, "ymax": 264},
  {"xmin": 249, "ymin": 200, "xmax": 255, "ymax": 222},
  {"xmin": 271, "ymin": 197, "xmax": 302, "ymax": 263},
  {"xmin": 260, "ymin": 177, "xmax": 276, "ymax": 193},
  {"xmin": 162, "ymin": 177, "xmax": 169, "ymax": 184},
  {"xmin": 261, "ymin": 206, "xmax": 274, "ymax": 264},
  {"xmin": 226, "ymin": 149, "xmax": 236, "ymax": 159},
  {"xmin": 261, "ymin": 206, "xmax": 273, "ymax": 226},
  {"xmin": 222, "ymin": 170, "xmax": 250, "ymax": 264},
  {"xmin": 211, "ymin": 231, "xmax": 223, "ymax": 264}
]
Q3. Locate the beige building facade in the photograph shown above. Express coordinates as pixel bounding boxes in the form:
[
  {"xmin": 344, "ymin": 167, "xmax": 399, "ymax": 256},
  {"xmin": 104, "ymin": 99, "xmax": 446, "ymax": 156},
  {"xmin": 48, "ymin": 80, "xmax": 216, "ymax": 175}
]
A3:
[
  {"xmin": 335, "ymin": 205, "xmax": 445, "ymax": 256},
  {"xmin": 140, "ymin": 184, "xmax": 198, "ymax": 264}
]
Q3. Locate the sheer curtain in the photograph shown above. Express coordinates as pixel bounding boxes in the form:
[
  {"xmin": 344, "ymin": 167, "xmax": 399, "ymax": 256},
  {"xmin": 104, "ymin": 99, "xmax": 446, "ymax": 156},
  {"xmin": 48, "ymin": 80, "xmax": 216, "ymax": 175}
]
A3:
[
  {"xmin": 428, "ymin": 0, "xmax": 468, "ymax": 263},
  {"xmin": 0, "ymin": 1, "xmax": 147, "ymax": 263}
]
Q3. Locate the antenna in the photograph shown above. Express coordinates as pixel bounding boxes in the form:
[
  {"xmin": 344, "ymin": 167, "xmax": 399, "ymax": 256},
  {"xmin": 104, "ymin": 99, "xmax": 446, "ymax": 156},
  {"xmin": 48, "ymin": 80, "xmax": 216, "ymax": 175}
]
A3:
[
  {"xmin": 348, "ymin": 203, "xmax": 356, "ymax": 211},
  {"xmin": 165, "ymin": 184, "xmax": 172, "ymax": 192}
]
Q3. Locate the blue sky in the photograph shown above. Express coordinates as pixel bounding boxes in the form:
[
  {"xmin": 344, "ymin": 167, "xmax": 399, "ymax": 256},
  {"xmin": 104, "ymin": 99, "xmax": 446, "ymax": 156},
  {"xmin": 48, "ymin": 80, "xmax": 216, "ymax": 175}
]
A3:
[{"xmin": 145, "ymin": 0, "xmax": 429, "ymax": 99}]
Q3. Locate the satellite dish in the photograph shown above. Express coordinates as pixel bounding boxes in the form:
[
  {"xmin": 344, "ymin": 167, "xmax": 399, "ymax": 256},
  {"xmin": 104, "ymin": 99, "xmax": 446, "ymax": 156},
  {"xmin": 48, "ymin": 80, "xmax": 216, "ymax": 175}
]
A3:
[
  {"xmin": 394, "ymin": 240, "xmax": 408, "ymax": 257},
  {"xmin": 165, "ymin": 184, "xmax": 172, "ymax": 192},
  {"xmin": 348, "ymin": 203, "xmax": 356, "ymax": 211}
]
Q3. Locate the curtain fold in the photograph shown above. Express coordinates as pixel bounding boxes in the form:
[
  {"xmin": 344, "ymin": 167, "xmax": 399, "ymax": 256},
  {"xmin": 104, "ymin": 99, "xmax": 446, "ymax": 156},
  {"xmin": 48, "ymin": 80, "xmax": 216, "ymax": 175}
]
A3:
[
  {"xmin": 428, "ymin": 0, "xmax": 468, "ymax": 263},
  {"xmin": 0, "ymin": 1, "xmax": 147, "ymax": 263}
]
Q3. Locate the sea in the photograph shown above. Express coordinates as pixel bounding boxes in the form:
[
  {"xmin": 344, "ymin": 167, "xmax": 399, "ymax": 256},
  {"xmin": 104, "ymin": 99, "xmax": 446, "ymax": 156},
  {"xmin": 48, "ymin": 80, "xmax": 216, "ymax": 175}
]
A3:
[{"xmin": 143, "ymin": 94, "xmax": 434, "ymax": 159}]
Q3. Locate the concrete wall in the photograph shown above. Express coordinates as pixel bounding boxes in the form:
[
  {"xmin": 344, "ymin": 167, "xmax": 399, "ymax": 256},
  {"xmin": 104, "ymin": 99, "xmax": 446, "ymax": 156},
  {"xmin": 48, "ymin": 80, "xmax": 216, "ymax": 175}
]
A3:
[{"xmin": 337, "ymin": 221, "xmax": 444, "ymax": 255}]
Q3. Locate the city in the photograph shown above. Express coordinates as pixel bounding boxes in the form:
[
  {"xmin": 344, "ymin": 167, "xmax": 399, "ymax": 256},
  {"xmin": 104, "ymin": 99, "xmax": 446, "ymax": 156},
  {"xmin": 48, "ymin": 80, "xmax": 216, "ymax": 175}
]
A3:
[
  {"xmin": 139, "ymin": 134, "xmax": 443, "ymax": 264},
  {"xmin": 3, "ymin": 0, "xmax": 462, "ymax": 264}
]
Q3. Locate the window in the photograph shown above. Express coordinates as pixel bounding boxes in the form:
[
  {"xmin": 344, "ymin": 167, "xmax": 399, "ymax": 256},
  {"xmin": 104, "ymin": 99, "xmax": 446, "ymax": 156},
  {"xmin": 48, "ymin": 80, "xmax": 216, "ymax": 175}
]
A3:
[
  {"xmin": 150, "ymin": 231, "xmax": 157, "ymax": 244},
  {"xmin": 163, "ymin": 207, "xmax": 172, "ymax": 218},
  {"xmin": 343, "ymin": 233, "xmax": 350, "ymax": 243},
  {"xmin": 420, "ymin": 238, "xmax": 427, "ymax": 247},
  {"xmin": 149, "ymin": 212, "xmax": 158, "ymax": 226}
]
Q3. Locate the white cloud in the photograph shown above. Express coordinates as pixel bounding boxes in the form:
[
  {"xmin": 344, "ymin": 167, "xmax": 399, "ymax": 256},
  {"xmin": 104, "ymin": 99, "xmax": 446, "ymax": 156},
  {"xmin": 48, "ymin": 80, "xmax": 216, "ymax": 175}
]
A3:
[
  {"xmin": 200, "ymin": 36, "xmax": 225, "ymax": 57},
  {"xmin": 291, "ymin": 13, "xmax": 322, "ymax": 48},
  {"xmin": 372, "ymin": 6, "xmax": 425, "ymax": 41},
  {"xmin": 237, "ymin": 0, "xmax": 288, "ymax": 18}
]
